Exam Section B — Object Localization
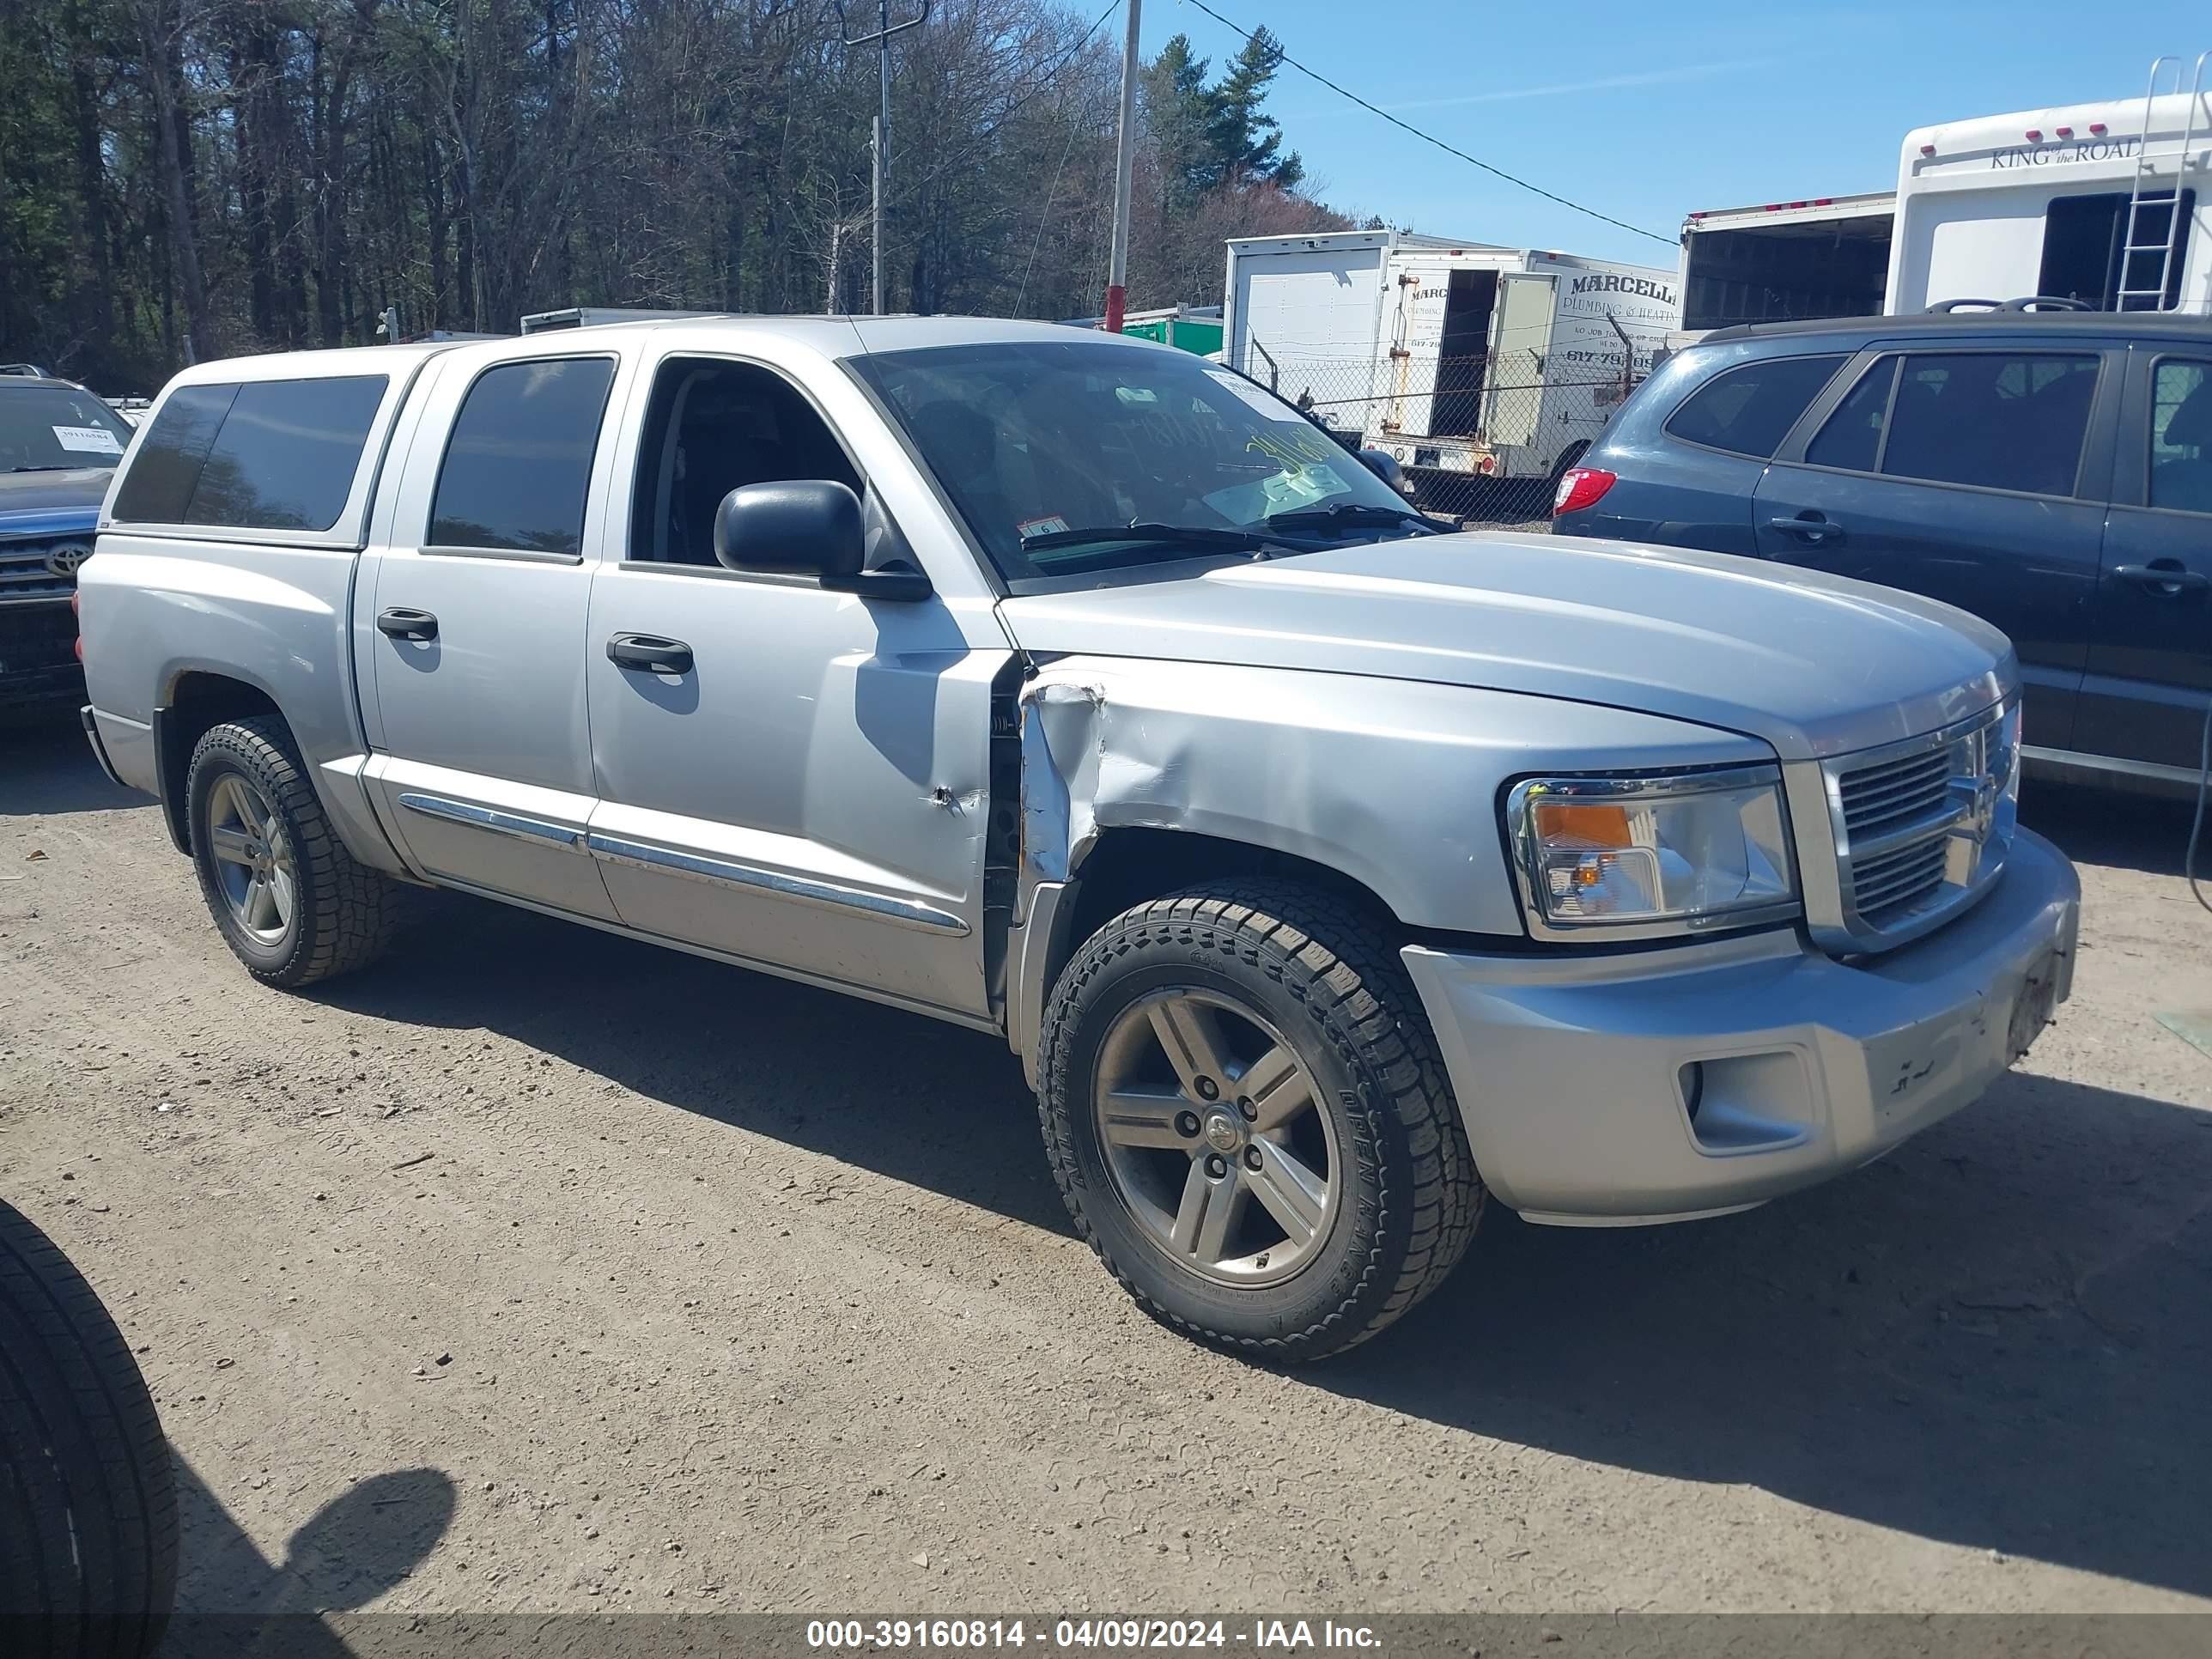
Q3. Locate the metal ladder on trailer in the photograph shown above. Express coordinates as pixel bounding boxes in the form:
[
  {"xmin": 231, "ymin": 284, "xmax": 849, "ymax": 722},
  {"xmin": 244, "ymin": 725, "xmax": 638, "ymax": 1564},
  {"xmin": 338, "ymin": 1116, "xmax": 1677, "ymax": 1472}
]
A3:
[{"xmin": 2116, "ymin": 50, "xmax": 2209, "ymax": 310}]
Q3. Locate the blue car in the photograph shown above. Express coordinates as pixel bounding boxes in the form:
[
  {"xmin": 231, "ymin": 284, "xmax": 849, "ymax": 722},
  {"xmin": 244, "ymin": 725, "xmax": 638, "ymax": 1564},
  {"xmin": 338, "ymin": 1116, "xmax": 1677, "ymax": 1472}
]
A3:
[
  {"xmin": 1553, "ymin": 311, "xmax": 2212, "ymax": 793},
  {"xmin": 0, "ymin": 369, "xmax": 135, "ymax": 708}
]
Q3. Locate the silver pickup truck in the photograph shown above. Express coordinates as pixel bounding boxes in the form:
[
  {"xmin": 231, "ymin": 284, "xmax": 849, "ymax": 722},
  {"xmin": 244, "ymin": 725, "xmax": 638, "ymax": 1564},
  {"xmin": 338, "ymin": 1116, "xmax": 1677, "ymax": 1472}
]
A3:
[{"xmin": 77, "ymin": 318, "xmax": 2079, "ymax": 1359}]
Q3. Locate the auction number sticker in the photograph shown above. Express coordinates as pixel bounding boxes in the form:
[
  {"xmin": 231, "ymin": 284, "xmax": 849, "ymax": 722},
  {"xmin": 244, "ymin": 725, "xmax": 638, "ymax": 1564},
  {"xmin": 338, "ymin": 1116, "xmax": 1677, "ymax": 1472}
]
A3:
[{"xmin": 52, "ymin": 425, "xmax": 124, "ymax": 456}]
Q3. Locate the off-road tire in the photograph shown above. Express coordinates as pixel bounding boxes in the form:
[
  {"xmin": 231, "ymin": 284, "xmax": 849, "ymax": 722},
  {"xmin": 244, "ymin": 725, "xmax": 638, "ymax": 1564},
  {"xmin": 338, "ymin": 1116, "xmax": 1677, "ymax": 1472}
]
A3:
[
  {"xmin": 186, "ymin": 716, "xmax": 399, "ymax": 988},
  {"xmin": 1038, "ymin": 880, "xmax": 1483, "ymax": 1360},
  {"xmin": 0, "ymin": 1200, "xmax": 178, "ymax": 1658}
]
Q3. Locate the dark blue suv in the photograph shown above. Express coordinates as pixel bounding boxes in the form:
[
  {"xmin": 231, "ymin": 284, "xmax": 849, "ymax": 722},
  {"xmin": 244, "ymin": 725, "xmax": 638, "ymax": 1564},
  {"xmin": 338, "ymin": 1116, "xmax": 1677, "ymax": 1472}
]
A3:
[{"xmin": 1553, "ymin": 313, "xmax": 2212, "ymax": 793}]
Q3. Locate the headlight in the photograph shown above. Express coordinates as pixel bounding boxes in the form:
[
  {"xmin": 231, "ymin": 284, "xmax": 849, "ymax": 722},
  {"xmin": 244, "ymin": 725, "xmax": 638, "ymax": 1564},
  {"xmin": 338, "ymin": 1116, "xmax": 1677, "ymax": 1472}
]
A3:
[{"xmin": 1508, "ymin": 765, "xmax": 1797, "ymax": 939}]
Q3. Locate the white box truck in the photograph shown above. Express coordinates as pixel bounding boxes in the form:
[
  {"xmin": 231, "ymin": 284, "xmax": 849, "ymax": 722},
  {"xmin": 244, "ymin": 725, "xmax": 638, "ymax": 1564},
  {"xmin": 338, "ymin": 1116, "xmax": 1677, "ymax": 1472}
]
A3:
[
  {"xmin": 1670, "ymin": 52, "xmax": 2210, "ymax": 331},
  {"xmin": 1221, "ymin": 231, "xmax": 1678, "ymax": 503},
  {"xmin": 1677, "ymin": 193, "xmax": 1896, "ymax": 334}
]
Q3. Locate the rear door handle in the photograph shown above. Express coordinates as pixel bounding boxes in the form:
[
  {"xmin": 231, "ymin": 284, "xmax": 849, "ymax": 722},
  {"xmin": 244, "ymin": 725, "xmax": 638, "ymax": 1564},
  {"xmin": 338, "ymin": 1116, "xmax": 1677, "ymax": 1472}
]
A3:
[
  {"xmin": 1768, "ymin": 514, "xmax": 1844, "ymax": 544},
  {"xmin": 2115, "ymin": 562, "xmax": 2210, "ymax": 596},
  {"xmin": 606, "ymin": 633, "xmax": 694, "ymax": 675},
  {"xmin": 376, "ymin": 606, "xmax": 438, "ymax": 641}
]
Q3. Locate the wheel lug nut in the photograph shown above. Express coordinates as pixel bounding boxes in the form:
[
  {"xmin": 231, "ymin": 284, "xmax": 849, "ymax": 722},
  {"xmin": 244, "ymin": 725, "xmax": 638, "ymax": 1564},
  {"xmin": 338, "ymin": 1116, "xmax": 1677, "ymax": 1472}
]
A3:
[
  {"xmin": 1243, "ymin": 1146, "xmax": 1262, "ymax": 1170},
  {"xmin": 1194, "ymin": 1076, "xmax": 1219, "ymax": 1102},
  {"xmin": 1237, "ymin": 1097, "xmax": 1257, "ymax": 1121},
  {"xmin": 1176, "ymin": 1111, "xmax": 1200, "ymax": 1139},
  {"xmin": 1204, "ymin": 1154, "xmax": 1228, "ymax": 1179}
]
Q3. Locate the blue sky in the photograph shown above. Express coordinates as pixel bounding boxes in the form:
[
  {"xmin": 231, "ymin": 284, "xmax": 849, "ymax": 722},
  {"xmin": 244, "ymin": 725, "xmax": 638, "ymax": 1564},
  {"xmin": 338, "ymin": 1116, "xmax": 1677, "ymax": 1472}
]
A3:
[{"xmin": 1146, "ymin": 0, "xmax": 2207, "ymax": 269}]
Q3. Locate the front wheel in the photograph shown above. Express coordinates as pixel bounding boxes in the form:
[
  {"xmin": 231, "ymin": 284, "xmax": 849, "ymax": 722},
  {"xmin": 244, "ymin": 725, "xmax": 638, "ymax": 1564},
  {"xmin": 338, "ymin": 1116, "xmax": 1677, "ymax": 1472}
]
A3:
[{"xmin": 1037, "ymin": 881, "xmax": 1482, "ymax": 1360}]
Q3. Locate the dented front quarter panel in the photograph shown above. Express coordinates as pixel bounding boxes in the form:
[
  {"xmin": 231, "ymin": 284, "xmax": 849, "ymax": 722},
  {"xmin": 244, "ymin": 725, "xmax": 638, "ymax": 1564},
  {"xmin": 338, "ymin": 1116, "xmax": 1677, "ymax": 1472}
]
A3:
[{"xmin": 1006, "ymin": 654, "xmax": 1774, "ymax": 1067}]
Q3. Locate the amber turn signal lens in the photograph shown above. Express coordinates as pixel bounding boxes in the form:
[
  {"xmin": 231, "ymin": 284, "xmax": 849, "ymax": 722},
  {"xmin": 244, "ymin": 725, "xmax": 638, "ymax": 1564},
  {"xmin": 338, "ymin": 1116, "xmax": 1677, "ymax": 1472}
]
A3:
[{"xmin": 1531, "ymin": 801, "xmax": 1633, "ymax": 848}]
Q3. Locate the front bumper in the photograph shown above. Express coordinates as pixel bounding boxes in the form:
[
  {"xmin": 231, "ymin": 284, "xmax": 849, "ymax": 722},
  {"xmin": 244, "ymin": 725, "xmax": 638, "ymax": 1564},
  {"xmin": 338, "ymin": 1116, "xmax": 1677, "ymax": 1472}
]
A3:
[{"xmin": 1401, "ymin": 828, "xmax": 2080, "ymax": 1224}]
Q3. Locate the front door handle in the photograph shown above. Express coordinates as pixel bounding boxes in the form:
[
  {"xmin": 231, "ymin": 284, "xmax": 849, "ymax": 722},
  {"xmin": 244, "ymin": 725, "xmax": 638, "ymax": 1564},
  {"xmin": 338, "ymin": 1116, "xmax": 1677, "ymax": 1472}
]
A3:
[
  {"xmin": 1768, "ymin": 514, "xmax": 1844, "ymax": 544},
  {"xmin": 606, "ymin": 633, "xmax": 695, "ymax": 675},
  {"xmin": 376, "ymin": 606, "xmax": 438, "ymax": 641},
  {"xmin": 2115, "ymin": 562, "xmax": 2210, "ymax": 596}
]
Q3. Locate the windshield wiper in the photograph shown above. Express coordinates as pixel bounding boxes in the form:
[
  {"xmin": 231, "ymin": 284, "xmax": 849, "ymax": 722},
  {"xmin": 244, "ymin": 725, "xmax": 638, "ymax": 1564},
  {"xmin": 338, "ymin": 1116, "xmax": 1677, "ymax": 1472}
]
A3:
[
  {"xmin": 9, "ymin": 465, "xmax": 79, "ymax": 474},
  {"xmin": 1019, "ymin": 521, "xmax": 1275, "ymax": 554},
  {"xmin": 1264, "ymin": 501, "xmax": 1441, "ymax": 535}
]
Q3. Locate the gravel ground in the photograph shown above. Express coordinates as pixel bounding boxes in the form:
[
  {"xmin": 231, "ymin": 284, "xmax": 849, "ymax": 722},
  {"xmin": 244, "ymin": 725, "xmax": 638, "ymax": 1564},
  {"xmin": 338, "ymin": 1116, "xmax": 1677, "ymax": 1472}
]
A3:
[{"xmin": 3, "ymin": 708, "xmax": 2209, "ymax": 1619}]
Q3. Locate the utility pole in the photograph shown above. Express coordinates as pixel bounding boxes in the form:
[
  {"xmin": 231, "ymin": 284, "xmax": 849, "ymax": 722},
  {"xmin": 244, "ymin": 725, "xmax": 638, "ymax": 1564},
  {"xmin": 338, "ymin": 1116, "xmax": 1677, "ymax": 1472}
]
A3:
[
  {"xmin": 836, "ymin": 0, "xmax": 931, "ymax": 315},
  {"xmin": 1104, "ymin": 0, "xmax": 1141, "ymax": 332}
]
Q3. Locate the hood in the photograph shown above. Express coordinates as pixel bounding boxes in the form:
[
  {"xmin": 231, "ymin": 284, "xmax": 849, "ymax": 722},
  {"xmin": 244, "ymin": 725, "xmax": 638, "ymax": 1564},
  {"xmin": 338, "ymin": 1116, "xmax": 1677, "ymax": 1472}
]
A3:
[
  {"xmin": 995, "ymin": 532, "xmax": 2014, "ymax": 763},
  {"xmin": 0, "ymin": 466, "xmax": 112, "ymax": 528}
]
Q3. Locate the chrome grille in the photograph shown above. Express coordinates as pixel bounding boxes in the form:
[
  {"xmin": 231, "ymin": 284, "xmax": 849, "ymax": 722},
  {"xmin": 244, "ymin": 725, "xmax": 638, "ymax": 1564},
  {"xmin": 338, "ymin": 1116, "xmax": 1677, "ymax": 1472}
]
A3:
[
  {"xmin": 0, "ymin": 538, "xmax": 91, "ymax": 605},
  {"xmin": 1823, "ymin": 701, "xmax": 2016, "ymax": 951}
]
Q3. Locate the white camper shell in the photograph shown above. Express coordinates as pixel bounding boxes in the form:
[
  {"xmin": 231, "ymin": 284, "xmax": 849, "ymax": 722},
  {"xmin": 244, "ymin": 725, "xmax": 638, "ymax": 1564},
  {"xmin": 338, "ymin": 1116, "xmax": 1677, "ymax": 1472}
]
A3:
[
  {"xmin": 1891, "ymin": 64, "xmax": 2211, "ymax": 314},
  {"xmin": 1221, "ymin": 231, "xmax": 1677, "ymax": 491}
]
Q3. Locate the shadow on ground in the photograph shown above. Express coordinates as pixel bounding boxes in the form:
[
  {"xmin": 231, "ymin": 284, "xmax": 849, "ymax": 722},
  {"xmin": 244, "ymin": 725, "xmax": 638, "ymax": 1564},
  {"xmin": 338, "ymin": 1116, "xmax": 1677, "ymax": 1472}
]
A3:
[
  {"xmin": 162, "ymin": 1456, "xmax": 454, "ymax": 1655},
  {"xmin": 2, "ymin": 706, "xmax": 138, "ymax": 817},
  {"xmin": 2022, "ymin": 778, "xmax": 2203, "ymax": 879},
  {"xmin": 23, "ymin": 719, "xmax": 2212, "ymax": 1601}
]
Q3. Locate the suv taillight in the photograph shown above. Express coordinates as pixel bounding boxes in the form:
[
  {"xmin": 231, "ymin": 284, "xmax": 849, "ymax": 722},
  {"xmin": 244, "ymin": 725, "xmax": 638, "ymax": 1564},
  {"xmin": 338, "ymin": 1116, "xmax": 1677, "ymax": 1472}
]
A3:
[{"xmin": 1553, "ymin": 467, "xmax": 1617, "ymax": 517}]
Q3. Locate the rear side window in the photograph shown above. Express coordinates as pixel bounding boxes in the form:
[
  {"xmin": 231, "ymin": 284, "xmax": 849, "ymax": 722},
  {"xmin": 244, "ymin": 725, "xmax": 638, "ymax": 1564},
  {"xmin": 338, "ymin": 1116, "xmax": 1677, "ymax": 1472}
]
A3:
[
  {"xmin": 184, "ymin": 377, "xmax": 386, "ymax": 530},
  {"xmin": 2149, "ymin": 358, "xmax": 2212, "ymax": 514},
  {"xmin": 1805, "ymin": 357, "xmax": 1896, "ymax": 473},
  {"xmin": 1881, "ymin": 352, "xmax": 2099, "ymax": 497},
  {"xmin": 110, "ymin": 375, "xmax": 386, "ymax": 530},
  {"xmin": 1665, "ymin": 355, "xmax": 1845, "ymax": 458},
  {"xmin": 429, "ymin": 357, "xmax": 616, "ymax": 555},
  {"xmin": 110, "ymin": 384, "xmax": 238, "ymax": 522}
]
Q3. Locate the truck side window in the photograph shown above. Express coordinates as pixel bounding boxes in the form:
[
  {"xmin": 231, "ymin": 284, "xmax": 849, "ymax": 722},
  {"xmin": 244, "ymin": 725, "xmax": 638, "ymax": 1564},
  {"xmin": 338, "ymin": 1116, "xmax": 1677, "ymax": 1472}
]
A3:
[
  {"xmin": 1879, "ymin": 352, "xmax": 2099, "ymax": 498},
  {"xmin": 110, "ymin": 384, "xmax": 240, "ymax": 523},
  {"xmin": 182, "ymin": 376, "xmax": 387, "ymax": 532},
  {"xmin": 1804, "ymin": 357, "xmax": 1898, "ymax": 474},
  {"xmin": 628, "ymin": 358, "xmax": 863, "ymax": 567},
  {"xmin": 1663, "ymin": 355, "xmax": 1845, "ymax": 458},
  {"xmin": 2149, "ymin": 359, "xmax": 2212, "ymax": 515},
  {"xmin": 429, "ymin": 356, "xmax": 617, "ymax": 556}
]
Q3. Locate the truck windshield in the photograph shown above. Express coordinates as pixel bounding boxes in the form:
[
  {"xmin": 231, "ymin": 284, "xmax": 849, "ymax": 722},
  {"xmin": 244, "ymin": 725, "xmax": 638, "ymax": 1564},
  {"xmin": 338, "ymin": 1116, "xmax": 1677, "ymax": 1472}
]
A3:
[
  {"xmin": 852, "ymin": 340, "xmax": 1419, "ymax": 584},
  {"xmin": 0, "ymin": 386, "xmax": 135, "ymax": 472}
]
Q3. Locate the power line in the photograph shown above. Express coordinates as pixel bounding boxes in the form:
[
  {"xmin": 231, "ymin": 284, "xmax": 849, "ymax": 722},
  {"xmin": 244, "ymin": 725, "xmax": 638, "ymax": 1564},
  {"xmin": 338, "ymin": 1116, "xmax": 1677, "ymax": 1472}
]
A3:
[{"xmin": 1178, "ymin": 0, "xmax": 1674, "ymax": 247}]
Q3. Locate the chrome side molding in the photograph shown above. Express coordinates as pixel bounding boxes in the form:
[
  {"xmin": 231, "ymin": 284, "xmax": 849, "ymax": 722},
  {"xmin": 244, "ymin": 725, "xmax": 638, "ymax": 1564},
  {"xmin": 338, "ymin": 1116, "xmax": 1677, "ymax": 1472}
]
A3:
[
  {"xmin": 397, "ymin": 792, "xmax": 585, "ymax": 848},
  {"xmin": 584, "ymin": 832, "xmax": 968, "ymax": 935}
]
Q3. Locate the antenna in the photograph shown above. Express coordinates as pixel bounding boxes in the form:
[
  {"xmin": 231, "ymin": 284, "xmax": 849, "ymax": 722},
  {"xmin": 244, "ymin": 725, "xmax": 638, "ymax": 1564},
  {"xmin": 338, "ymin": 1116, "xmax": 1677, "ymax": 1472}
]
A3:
[{"xmin": 834, "ymin": 0, "xmax": 931, "ymax": 316}]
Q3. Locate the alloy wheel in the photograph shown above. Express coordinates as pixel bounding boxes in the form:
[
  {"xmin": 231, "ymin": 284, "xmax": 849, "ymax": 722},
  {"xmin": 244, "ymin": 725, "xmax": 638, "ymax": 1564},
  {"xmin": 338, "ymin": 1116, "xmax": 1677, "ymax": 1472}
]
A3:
[{"xmin": 1091, "ymin": 988, "xmax": 1340, "ymax": 1288}]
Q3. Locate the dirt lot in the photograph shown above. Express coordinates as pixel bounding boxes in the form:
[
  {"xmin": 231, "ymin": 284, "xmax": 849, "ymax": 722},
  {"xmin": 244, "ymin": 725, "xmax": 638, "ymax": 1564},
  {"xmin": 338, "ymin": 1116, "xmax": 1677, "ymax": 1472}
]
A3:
[{"xmin": 3, "ymin": 708, "xmax": 2209, "ymax": 1619}]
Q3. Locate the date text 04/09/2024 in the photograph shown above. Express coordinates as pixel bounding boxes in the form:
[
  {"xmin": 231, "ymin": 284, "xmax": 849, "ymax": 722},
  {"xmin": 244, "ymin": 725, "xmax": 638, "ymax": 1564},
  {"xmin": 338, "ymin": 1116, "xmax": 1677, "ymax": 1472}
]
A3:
[{"xmin": 805, "ymin": 1620, "xmax": 1383, "ymax": 1650}]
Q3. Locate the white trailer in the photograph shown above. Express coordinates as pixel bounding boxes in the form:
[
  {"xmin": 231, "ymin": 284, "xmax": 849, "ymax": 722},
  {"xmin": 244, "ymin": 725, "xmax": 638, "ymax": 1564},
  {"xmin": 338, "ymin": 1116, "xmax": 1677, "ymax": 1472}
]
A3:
[
  {"xmin": 1891, "ymin": 57, "xmax": 2211, "ymax": 313},
  {"xmin": 1221, "ymin": 231, "xmax": 1677, "ymax": 495},
  {"xmin": 1677, "ymin": 193, "xmax": 1896, "ymax": 333}
]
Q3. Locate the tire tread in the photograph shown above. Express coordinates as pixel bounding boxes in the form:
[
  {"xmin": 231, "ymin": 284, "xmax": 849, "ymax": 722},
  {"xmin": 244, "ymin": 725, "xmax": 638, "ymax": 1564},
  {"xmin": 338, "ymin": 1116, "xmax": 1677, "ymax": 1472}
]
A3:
[
  {"xmin": 1038, "ymin": 878, "xmax": 1482, "ymax": 1361},
  {"xmin": 187, "ymin": 716, "xmax": 398, "ymax": 987}
]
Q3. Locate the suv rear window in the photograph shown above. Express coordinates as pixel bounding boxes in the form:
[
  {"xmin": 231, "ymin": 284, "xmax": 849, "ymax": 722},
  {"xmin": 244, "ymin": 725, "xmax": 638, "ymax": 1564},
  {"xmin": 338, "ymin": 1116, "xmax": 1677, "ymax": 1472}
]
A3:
[
  {"xmin": 111, "ymin": 375, "xmax": 387, "ymax": 530},
  {"xmin": 1665, "ymin": 355, "xmax": 1844, "ymax": 458},
  {"xmin": 429, "ymin": 357, "xmax": 616, "ymax": 555}
]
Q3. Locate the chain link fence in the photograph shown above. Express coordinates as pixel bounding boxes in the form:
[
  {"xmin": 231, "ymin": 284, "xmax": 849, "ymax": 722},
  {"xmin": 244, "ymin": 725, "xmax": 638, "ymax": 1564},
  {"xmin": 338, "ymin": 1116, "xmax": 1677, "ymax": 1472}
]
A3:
[{"xmin": 1241, "ymin": 348, "xmax": 1645, "ymax": 529}]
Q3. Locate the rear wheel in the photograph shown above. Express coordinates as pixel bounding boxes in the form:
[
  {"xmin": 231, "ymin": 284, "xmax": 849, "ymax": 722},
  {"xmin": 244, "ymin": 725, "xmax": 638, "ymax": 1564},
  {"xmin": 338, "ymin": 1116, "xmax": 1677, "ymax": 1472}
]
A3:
[
  {"xmin": 186, "ymin": 716, "xmax": 399, "ymax": 988},
  {"xmin": 1038, "ymin": 880, "xmax": 1482, "ymax": 1360}
]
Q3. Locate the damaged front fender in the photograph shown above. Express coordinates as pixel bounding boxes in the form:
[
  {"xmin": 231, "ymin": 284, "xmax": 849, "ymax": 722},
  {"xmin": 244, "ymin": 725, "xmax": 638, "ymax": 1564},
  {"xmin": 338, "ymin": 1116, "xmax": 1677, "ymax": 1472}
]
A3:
[{"xmin": 1003, "ymin": 655, "xmax": 1768, "ymax": 1073}]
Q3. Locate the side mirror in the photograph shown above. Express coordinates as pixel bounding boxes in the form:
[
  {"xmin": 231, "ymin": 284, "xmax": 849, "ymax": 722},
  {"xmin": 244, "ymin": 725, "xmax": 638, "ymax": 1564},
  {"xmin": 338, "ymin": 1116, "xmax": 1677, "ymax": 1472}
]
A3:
[
  {"xmin": 1358, "ymin": 448, "xmax": 1418, "ymax": 501},
  {"xmin": 713, "ymin": 480, "xmax": 932, "ymax": 600}
]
